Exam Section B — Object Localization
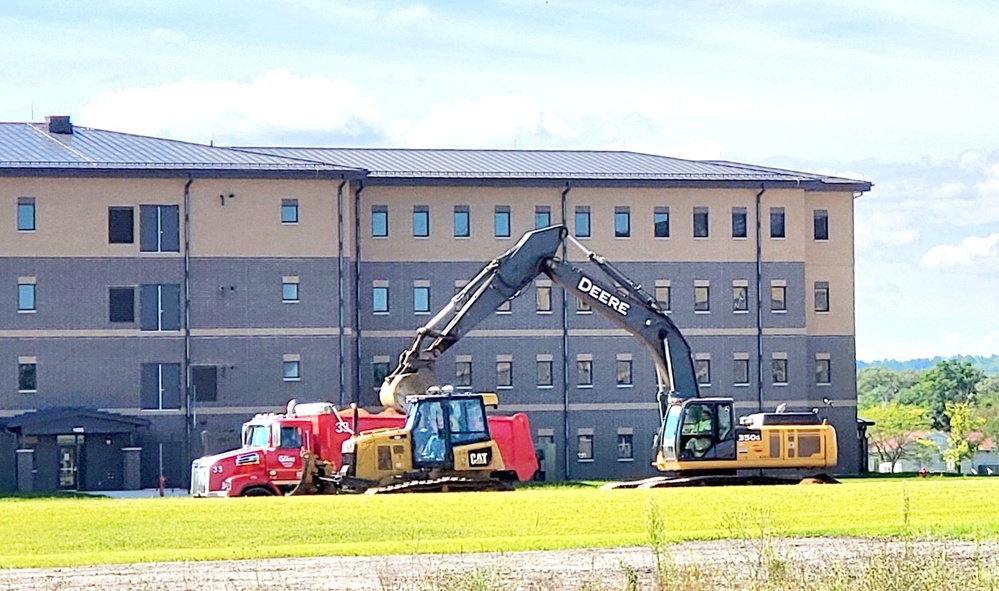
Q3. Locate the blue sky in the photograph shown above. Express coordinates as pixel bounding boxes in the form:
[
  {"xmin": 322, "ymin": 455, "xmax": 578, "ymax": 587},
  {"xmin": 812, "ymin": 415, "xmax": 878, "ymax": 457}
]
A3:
[{"xmin": 3, "ymin": 0, "xmax": 999, "ymax": 361}]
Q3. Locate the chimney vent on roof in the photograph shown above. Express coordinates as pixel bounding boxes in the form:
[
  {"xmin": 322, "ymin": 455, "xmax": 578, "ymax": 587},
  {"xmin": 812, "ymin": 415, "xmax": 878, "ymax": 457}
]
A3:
[{"xmin": 46, "ymin": 115, "xmax": 73, "ymax": 135}]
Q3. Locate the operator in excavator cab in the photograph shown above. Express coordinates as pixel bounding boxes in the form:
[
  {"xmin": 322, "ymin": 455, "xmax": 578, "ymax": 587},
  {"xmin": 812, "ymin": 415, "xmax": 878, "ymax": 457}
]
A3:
[{"xmin": 681, "ymin": 404, "xmax": 714, "ymax": 459}]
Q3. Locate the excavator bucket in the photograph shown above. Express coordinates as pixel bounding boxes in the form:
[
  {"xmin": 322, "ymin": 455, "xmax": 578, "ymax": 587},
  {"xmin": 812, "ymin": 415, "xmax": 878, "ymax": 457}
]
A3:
[{"xmin": 379, "ymin": 367, "xmax": 437, "ymax": 412}]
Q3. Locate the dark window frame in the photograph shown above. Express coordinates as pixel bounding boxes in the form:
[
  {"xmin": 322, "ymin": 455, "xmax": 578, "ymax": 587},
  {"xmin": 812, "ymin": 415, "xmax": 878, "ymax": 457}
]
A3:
[
  {"xmin": 494, "ymin": 206, "xmax": 511, "ymax": 238},
  {"xmin": 109, "ymin": 287, "xmax": 135, "ymax": 323},
  {"xmin": 372, "ymin": 206, "xmax": 388, "ymax": 238},
  {"xmin": 453, "ymin": 206, "xmax": 470, "ymax": 238},
  {"xmin": 108, "ymin": 207, "xmax": 135, "ymax": 244}
]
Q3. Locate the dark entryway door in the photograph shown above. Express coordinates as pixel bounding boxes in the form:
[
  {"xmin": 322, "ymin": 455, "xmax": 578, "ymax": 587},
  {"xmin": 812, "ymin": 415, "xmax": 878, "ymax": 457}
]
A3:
[{"xmin": 56, "ymin": 434, "xmax": 84, "ymax": 490}]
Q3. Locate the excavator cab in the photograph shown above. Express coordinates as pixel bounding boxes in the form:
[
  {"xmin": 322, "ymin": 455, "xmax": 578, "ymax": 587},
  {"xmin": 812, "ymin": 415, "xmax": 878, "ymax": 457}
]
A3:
[{"xmin": 658, "ymin": 398, "xmax": 737, "ymax": 465}]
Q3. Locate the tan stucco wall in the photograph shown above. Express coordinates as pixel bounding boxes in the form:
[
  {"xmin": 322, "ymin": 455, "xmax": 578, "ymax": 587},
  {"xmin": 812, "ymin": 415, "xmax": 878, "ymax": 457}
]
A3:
[
  {"xmin": 190, "ymin": 178, "xmax": 344, "ymax": 258},
  {"xmin": 0, "ymin": 177, "xmax": 350, "ymax": 258},
  {"xmin": 0, "ymin": 178, "xmax": 185, "ymax": 258},
  {"xmin": 804, "ymin": 190, "xmax": 856, "ymax": 336}
]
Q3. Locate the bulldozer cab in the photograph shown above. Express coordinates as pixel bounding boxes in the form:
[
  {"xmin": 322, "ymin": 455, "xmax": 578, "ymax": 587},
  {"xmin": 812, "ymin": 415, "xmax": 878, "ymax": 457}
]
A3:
[
  {"xmin": 659, "ymin": 398, "xmax": 737, "ymax": 462},
  {"xmin": 405, "ymin": 394, "xmax": 492, "ymax": 469}
]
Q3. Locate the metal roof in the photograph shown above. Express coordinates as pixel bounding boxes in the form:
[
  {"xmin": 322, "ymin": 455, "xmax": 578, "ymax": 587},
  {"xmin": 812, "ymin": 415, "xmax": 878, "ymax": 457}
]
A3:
[
  {"xmin": 244, "ymin": 147, "xmax": 871, "ymax": 190},
  {"xmin": 0, "ymin": 122, "xmax": 362, "ymax": 178},
  {"xmin": 0, "ymin": 120, "xmax": 871, "ymax": 191}
]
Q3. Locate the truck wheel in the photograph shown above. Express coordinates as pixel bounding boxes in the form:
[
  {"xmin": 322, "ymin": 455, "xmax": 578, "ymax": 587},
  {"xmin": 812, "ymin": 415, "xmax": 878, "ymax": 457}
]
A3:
[{"xmin": 241, "ymin": 486, "xmax": 276, "ymax": 497}]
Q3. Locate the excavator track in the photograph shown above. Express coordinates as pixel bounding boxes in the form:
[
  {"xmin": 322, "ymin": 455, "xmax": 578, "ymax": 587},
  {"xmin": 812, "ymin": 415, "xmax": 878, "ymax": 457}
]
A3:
[
  {"xmin": 599, "ymin": 473, "xmax": 839, "ymax": 489},
  {"xmin": 364, "ymin": 476, "xmax": 513, "ymax": 494}
]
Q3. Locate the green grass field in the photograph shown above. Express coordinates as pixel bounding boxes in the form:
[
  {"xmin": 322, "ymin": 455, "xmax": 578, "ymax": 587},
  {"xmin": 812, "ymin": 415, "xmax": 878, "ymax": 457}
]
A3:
[{"xmin": 1, "ymin": 477, "xmax": 997, "ymax": 569}]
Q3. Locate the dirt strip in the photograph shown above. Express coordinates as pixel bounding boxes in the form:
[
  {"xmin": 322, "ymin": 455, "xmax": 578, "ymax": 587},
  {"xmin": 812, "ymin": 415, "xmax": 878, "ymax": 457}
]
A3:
[{"xmin": 1, "ymin": 538, "xmax": 995, "ymax": 591}]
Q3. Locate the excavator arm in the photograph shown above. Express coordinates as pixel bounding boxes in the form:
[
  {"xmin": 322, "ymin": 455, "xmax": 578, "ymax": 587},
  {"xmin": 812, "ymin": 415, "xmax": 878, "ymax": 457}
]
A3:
[{"xmin": 378, "ymin": 225, "xmax": 700, "ymax": 420}]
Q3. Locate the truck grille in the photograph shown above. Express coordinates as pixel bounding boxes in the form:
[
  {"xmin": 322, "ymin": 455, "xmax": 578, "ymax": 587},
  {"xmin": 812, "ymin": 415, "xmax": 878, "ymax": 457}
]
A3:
[{"xmin": 190, "ymin": 464, "xmax": 209, "ymax": 496}]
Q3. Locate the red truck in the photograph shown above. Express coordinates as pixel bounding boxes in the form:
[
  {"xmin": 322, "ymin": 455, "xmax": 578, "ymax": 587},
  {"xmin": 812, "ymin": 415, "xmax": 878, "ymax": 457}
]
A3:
[{"xmin": 190, "ymin": 401, "xmax": 537, "ymax": 497}]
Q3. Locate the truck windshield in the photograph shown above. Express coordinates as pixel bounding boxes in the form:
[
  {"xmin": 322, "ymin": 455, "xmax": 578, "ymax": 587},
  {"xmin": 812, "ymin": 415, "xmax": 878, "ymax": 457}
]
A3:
[{"xmin": 244, "ymin": 425, "xmax": 270, "ymax": 448}]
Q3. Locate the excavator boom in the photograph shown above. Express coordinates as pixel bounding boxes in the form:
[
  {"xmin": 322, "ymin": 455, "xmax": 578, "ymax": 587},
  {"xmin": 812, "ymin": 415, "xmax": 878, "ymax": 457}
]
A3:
[{"xmin": 378, "ymin": 225, "xmax": 700, "ymax": 423}]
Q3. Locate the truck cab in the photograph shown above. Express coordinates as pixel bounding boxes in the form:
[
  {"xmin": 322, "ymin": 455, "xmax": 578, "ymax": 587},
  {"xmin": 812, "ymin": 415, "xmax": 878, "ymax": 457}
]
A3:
[{"xmin": 191, "ymin": 403, "xmax": 404, "ymax": 497}]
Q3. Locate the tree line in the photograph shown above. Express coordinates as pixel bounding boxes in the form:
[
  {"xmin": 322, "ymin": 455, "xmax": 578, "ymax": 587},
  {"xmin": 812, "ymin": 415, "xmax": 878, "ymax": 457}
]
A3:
[{"xmin": 858, "ymin": 359, "xmax": 999, "ymax": 471}]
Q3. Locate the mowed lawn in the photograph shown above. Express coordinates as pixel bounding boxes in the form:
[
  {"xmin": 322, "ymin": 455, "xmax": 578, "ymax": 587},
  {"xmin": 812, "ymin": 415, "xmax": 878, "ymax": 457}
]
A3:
[{"xmin": 1, "ymin": 478, "xmax": 997, "ymax": 568}]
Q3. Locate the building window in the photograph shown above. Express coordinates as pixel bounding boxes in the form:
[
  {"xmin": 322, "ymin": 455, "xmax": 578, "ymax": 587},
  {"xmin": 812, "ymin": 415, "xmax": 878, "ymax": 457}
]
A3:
[
  {"xmin": 693, "ymin": 207, "xmax": 709, "ymax": 238},
  {"xmin": 695, "ymin": 359, "xmax": 711, "ymax": 385},
  {"xmin": 614, "ymin": 207, "xmax": 630, "ymax": 238},
  {"xmin": 772, "ymin": 357, "xmax": 788, "ymax": 385},
  {"xmin": 18, "ymin": 360, "xmax": 37, "ymax": 393},
  {"xmin": 732, "ymin": 207, "xmax": 747, "ymax": 239},
  {"xmin": 17, "ymin": 282, "xmax": 35, "ymax": 312},
  {"xmin": 139, "ymin": 284, "xmax": 181, "ymax": 331},
  {"xmin": 577, "ymin": 433, "xmax": 593, "ymax": 461},
  {"xmin": 372, "ymin": 205, "xmax": 388, "ymax": 237},
  {"xmin": 413, "ymin": 285, "xmax": 430, "ymax": 314},
  {"xmin": 616, "ymin": 359, "xmax": 632, "ymax": 386},
  {"xmin": 655, "ymin": 281, "xmax": 671, "ymax": 312},
  {"xmin": 283, "ymin": 360, "xmax": 301, "ymax": 381},
  {"xmin": 108, "ymin": 207, "xmax": 135, "ymax": 244},
  {"xmin": 496, "ymin": 360, "xmax": 512, "ymax": 388},
  {"xmin": 373, "ymin": 360, "xmax": 391, "ymax": 389},
  {"xmin": 535, "ymin": 206, "xmax": 551, "ymax": 229},
  {"xmin": 814, "ymin": 209, "xmax": 829, "ymax": 241},
  {"xmin": 537, "ymin": 359, "xmax": 553, "ymax": 387},
  {"xmin": 372, "ymin": 285, "xmax": 389, "ymax": 314},
  {"xmin": 576, "ymin": 297, "xmax": 592, "ymax": 313},
  {"xmin": 694, "ymin": 284, "xmax": 710, "ymax": 312},
  {"xmin": 140, "ymin": 363, "xmax": 181, "ymax": 410},
  {"xmin": 109, "ymin": 287, "xmax": 135, "ymax": 322},
  {"xmin": 281, "ymin": 199, "xmax": 299, "ymax": 224},
  {"xmin": 770, "ymin": 207, "xmax": 785, "ymax": 239},
  {"xmin": 732, "ymin": 283, "xmax": 748, "ymax": 312},
  {"xmin": 454, "ymin": 206, "xmax": 470, "ymax": 238},
  {"xmin": 192, "ymin": 366, "xmax": 218, "ymax": 402},
  {"xmin": 814, "ymin": 281, "xmax": 830, "ymax": 312},
  {"xmin": 617, "ymin": 433, "xmax": 634, "ymax": 460},
  {"xmin": 282, "ymin": 278, "xmax": 300, "ymax": 303},
  {"xmin": 455, "ymin": 360, "xmax": 472, "ymax": 388},
  {"xmin": 733, "ymin": 357, "xmax": 750, "ymax": 386},
  {"xmin": 816, "ymin": 357, "xmax": 831, "ymax": 385},
  {"xmin": 413, "ymin": 206, "xmax": 429, "ymax": 238},
  {"xmin": 494, "ymin": 206, "xmax": 511, "ymax": 238},
  {"xmin": 17, "ymin": 197, "xmax": 35, "ymax": 231},
  {"xmin": 574, "ymin": 206, "xmax": 591, "ymax": 238},
  {"xmin": 577, "ymin": 359, "xmax": 593, "ymax": 387},
  {"xmin": 771, "ymin": 283, "xmax": 787, "ymax": 312},
  {"xmin": 139, "ymin": 205, "xmax": 180, "ymax": 252},
  {"xmin": 654, "ymin": 207, "xmax": 670, "ymax": 238},
  {"xmin": 536, "ymin": 284, "xmax": 552, "ymax": 313}
]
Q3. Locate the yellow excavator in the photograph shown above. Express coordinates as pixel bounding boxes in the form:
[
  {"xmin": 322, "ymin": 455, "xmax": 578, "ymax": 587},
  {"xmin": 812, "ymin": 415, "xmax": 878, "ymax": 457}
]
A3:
[{"xmin": 300, "ymin": 225, "xmax": 837, "ymax": 493}]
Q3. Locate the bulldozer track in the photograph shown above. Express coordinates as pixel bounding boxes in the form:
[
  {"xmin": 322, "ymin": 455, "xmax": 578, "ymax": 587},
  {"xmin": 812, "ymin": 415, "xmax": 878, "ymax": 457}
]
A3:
[{"xmin": 364, "ymin": 475, "xmax": 512, "ymax": 494}]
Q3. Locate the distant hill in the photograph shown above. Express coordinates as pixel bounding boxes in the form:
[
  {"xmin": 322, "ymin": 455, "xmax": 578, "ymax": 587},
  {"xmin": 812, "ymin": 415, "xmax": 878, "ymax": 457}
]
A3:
[{"xmin": 857, "ymin": 354, "xmax": 999, "ymax": 374}]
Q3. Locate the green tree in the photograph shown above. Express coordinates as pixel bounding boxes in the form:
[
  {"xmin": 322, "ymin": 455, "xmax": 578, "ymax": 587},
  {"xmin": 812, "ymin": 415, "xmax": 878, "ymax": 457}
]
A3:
[
  {"xmin": 904, "ymin": 360, "xmax": 985, "ymax": 430},
  {"xmin": 862, "ymin": 402, "xmax": 933, "ymax": 471},
  {"xmin": 857, "ymin": 366, "xmax": 920, "ymax": 409},
  {"xmin": 944, "ymin": 401, "xmax": 986, "ymax": 471}
]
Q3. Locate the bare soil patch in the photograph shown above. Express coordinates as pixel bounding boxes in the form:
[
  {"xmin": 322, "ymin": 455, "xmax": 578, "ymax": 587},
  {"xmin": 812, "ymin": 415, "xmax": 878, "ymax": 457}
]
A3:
[{"xmin": 2, "ymin": 538, "xmax": 995, "ymax": 590}]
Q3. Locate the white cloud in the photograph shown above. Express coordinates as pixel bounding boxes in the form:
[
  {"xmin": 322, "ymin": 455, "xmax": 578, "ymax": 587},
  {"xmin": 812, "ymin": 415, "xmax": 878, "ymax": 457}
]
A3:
[
  {"xmin": 395, "ymin": 93, "xmax": 573, "ymax": 148},
  {"xmin": 79, "ymin": 70, "xmax": 383, "ymax": 145},
  {"xmin": 922, "ymin": 233, "xmax": 999, "ymax": 268},
  {"xmin": 386, "ymin": 4, "xmax": 432, "ymax": 27},
  {"xmin": 150, "ymin": 28, "xmax": 186, "ymax": 44}
]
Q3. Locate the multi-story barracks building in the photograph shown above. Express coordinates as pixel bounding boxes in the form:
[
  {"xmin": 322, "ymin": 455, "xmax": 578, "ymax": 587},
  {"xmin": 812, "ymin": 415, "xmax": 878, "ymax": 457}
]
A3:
[{"xmin": 0, "ymin": 116, "xmax": 870, "ymax": 491}]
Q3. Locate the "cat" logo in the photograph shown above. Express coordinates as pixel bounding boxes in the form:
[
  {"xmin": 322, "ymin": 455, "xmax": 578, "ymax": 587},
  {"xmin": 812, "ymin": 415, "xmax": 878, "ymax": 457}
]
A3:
[{"xmin": 468, "ymin": 448, "xmax": 492, "ymax": 466}]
